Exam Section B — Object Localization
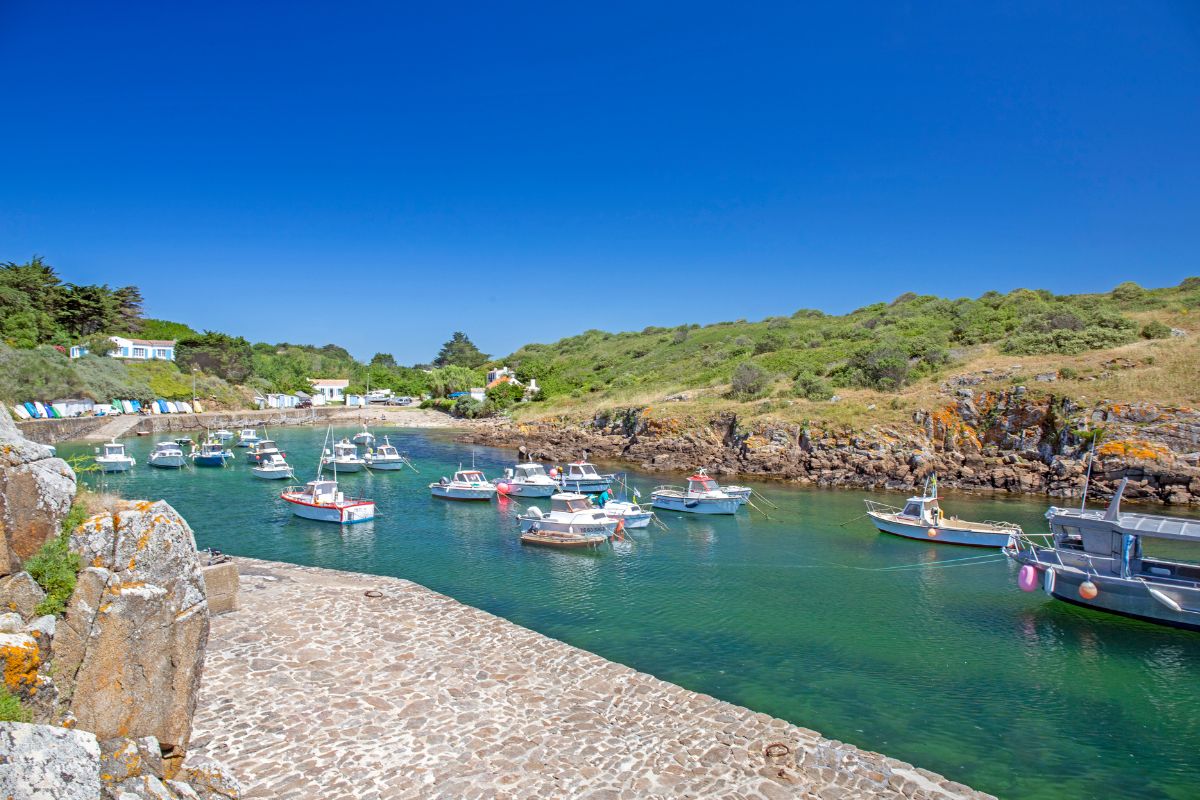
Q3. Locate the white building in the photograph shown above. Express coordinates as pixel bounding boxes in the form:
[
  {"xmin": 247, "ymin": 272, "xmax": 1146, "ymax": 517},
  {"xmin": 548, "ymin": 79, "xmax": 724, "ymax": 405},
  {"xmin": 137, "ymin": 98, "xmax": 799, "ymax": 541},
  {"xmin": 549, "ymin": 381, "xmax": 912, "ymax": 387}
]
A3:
[
  {"xmin": 256, "ymin": 393, "xmax": 301, "ymax": 410},
  {"xmin": 485, "ymin": 365, "xmax": 539, "ymax": 398},
  {"xmin": 70, "ymin": 337, "xmax": 176, "ymax": 361},
  {"xmin": 309, "ymin": 378, "xmax": 349, "ymax": 404}
]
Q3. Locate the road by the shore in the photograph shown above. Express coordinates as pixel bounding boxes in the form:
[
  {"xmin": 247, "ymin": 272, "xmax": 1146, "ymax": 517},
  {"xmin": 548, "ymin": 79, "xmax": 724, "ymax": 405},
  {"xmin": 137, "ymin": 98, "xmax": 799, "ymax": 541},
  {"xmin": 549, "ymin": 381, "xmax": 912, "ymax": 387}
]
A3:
[{"xmin": 190, "ymin": 558, "xmax": 990, "ymax": 800}]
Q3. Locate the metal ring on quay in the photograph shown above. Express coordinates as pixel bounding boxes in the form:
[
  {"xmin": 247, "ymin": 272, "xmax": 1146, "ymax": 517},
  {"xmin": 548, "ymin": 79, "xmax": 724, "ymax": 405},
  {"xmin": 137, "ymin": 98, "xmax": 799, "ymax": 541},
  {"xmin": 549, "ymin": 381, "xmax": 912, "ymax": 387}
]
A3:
[
  {"xmin": 764, "ymin": 743, "xmax": 791, "ymax": 759},
  {"xmin": 364, "ymin": 589, "xmax": 384, "ymax": 599}
]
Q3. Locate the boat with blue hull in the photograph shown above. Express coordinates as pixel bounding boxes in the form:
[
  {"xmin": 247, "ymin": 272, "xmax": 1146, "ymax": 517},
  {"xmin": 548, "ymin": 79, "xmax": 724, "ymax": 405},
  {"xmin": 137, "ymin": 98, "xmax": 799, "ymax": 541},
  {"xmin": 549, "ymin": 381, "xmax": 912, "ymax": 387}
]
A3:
[
  {"xmin": 1006, "ymin": 479, "xmax": 1200, "ymax": 631},
  {"xmin": 864, "ymin": 477, "xmax": 1020, "ymax": 547},
  {"xmin": 191, "ymin": 440, "xmax": 234, "ymax": 467}
]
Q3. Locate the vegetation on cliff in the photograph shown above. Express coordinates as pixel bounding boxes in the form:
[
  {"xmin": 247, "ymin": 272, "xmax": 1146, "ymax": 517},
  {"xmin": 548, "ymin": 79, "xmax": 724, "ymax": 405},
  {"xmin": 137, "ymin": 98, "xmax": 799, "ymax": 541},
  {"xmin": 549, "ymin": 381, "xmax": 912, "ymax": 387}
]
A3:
[{"xmin": 23, "ymin": 496, "xmax": 87, "ymax": 616}]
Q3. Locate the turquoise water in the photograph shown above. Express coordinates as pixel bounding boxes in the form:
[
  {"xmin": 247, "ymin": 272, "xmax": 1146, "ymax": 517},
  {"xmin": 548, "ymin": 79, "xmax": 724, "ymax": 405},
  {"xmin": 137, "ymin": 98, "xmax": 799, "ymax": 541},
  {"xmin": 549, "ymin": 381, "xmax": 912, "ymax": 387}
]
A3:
[{"xmin": 61, "ymin": 427, "xmax": 1200, "ymax": 800}]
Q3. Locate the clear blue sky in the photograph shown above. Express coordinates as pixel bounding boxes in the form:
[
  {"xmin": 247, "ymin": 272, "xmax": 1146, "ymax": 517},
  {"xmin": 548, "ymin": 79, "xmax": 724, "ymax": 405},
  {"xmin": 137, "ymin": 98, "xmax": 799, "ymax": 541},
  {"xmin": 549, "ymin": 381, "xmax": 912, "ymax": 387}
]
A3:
[{"xmin": 2, "ymin": 2, "xmax": 1198, "ymax": 363}]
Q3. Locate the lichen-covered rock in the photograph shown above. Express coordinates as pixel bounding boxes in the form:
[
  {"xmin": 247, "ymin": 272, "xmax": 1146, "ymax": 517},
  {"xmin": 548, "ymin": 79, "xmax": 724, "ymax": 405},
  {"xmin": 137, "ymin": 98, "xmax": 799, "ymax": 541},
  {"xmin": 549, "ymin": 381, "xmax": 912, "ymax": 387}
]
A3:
[
  {"xmin": 99, "ymin": 735, "xmax": 166, "ymax": 787},
  {"xmin": 0, "ymin": 722, "xmax": 101, "ymax": 800},
  {"xmin": 0, "ymin": 410, "xmax": 76, "ymax": 575},
  {"xmin": 0, "ymin": 571, "xmax": 46, "ymax": 618},
  {"xmin": 107, "ymin": 774, "xmax": 175, "ymax": 800},
  {"xmin": 0, "ymin": 631, "xmax": 41, "ymax": 698},
  {"xmin": 179, "ymin": 753, "xmax": 242, "ymax": 799},
  {"xmin": 55, "ymin": 502, "xmax": 209, "ymax": 771},
  {"xmin": 0, "ymin": 611, "xmax": 22, "ymax": 632}
]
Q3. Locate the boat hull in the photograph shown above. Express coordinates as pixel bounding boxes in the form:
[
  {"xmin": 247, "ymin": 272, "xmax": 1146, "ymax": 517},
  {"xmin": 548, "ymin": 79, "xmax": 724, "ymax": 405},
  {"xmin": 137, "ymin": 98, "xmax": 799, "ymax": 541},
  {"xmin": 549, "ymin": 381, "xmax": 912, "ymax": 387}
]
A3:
[
  {"xmin": 651, "ymin": 495, "xmax": 739, "ymax": 515},
  {"xmin": 508, "ymin": 482, "xmax": 558, "ymax": 497},
  {"xmin": 96, "ymin": 459, "xmax": 134, "ymax": 473},
  {"xmin": 518, "ymin": 518, "xmax": 617, "ymax": 536},
  {"xmin": 520, "ymin": 531, "xmax": 610, "ymax": 549},
  {"xmin": 282, "ymin": 494, "xmax": 375, "ymax": 523},
  {"xmin": 868, "ymin": 513, "xmax": 1010, "ymax": 547},
  {"xmin": 607, "ymin": 512, "xmax": 652, "ymax": 528},
  {"xmin": 252, "ymin": 468, "xmax": 293, "ymax": 480},
  {"xmin": 556, "ymin": 479, "xmax": 612, "ymax": 494},
  {"xmin": 431, "ymin": 486, "xmax": 494, "ymax": 500},
  {"xmin": 321, "ymin": 459, "xmax": 364, "ymax": 473},
  {"xmin": 364, "ymin": 459, "xmax": 406, "ymax": 470},
  {"xmin": 192, "ymin": 455, "xmax": 230, "ymax": 467},
  {"xmin": 148, "ymin": 456, "xmax": 186, "ymax": 469}
]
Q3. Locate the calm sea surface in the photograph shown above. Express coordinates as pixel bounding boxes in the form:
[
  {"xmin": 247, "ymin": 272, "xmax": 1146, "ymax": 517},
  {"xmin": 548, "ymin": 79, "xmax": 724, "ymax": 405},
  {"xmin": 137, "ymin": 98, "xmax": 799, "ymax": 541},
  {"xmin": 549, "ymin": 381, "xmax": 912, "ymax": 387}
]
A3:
[{"xmin": 60, "ymin": 426, "xmax": 1200, "ymax": 800}]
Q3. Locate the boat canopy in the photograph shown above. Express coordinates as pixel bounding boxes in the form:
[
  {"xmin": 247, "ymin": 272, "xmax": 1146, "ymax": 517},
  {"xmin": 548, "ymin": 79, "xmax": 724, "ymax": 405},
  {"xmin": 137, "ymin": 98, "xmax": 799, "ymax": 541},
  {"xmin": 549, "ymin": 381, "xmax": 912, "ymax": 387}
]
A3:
[
  {"xmin": 334, "ymin": 441, "xmax": 357, "ymax": 457},
  {"xmin": 455, "ymin": 470, "xmax": 485, "ymax": 483},
  {"xmin": 255, "ymin": 439, "xmax": 277, "ymax": 450},
  {"xmin": 103, "ymin": 443, "xmax": 125, "ymax": 457},
  {"xmin": 899, "ymin": 496, "xmax": 939, "ymax": 520},
  {"xmin": 567, "ymin": 462, "xmax": 599, "ymax": 477},
  {"xmin": 376, "ymin": 443, "xmax": 397, "ymax": 456},
  {"xmin": 152, "ymin": 442, "xmax": 181, "ymax": 453},
  {"xmin": 688, "ymin": 476, "xmax": 719, "ymax": 492},
  {"xmin": 306, "ymin": 480, "xmax": 339, "ymax": 501},
  {"xmin": 551, "ymin": 493, "xmax": 592, "ymax": 512},
  {"xmin": 515, "ymin": 464, "xmax": 547, "ymax": 478},
  {"xmin": 1051, "ymin": 506, "xmax": 1200, "ymax": 543}
]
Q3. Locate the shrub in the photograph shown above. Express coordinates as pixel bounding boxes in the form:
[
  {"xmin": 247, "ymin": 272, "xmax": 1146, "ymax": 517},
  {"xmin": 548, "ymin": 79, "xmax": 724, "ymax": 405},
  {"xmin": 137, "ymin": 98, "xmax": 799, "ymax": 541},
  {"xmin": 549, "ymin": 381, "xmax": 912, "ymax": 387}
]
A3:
[
  {"xmin": 0, "ymin": 687, "xmax": 30, "ymax": 723},
  {"xmin": 1141, "ymin": 320, "xmax": 1171, "ymax": 340},
  {"xmin": 1059, "ymin": 366, "xmax": 1078, "ymax": 380},
  {"xmin": 25, "ymin": 499, "xmax": 87, "ymax": 616},
  {"xmin": 671, "ymin": 327, "xmax": 689, "ymax": 344},
  {"xmin": 793, "ymin": 371, "xmax": 833, "ymax": 401},
  {"xmin": 729, "ymin": 362, "xmax": 769, "ymax": 398}
]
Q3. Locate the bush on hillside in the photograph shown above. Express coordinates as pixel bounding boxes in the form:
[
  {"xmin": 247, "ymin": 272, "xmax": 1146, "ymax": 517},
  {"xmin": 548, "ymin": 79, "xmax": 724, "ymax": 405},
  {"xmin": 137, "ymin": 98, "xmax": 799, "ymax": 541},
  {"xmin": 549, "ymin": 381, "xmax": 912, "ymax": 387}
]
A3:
[
  {"xmin": 730, "ymin": 362, "xmax": 770, "ymax": 398},
  {"xmin": 793, "ymin": 371, "xmax": 833, "ymax": 401},
  {"xmin": 1141, "ymin": 320, "xmax": 1171, "ymax": 340},
  {"xmin": 0, "ymin": 344, "xmax": 83, "ymax": 402},
  {"xmin": 176, "ymin": 332, "xmax": 254, "ymax": 382}
]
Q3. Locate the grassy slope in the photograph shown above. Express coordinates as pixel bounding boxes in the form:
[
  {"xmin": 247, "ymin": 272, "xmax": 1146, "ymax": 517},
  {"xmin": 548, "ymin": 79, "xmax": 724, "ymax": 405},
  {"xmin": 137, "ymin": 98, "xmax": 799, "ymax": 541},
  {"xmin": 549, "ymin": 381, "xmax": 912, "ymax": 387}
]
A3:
[{"xmin": 502, "ymin": 281, "xmax": 1200, "ymax": 428}]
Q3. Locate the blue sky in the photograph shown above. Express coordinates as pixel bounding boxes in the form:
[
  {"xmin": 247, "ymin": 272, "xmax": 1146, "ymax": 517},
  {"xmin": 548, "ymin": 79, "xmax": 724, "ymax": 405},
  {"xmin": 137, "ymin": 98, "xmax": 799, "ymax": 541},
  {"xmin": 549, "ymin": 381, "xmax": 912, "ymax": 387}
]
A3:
[{"xmin": 2, "ymin": 2, "xmax": 1198, "ymax": 363}]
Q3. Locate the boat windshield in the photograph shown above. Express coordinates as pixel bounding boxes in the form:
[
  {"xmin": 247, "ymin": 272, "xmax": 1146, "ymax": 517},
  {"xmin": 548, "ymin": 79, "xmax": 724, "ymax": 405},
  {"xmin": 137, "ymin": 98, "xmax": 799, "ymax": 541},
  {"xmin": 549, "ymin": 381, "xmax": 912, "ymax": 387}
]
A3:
[
  {"xmin": 900, "ymin": 501, "xmax": 925, "ymax": 518},
  {"xmin": 257, "ymin": 440, "xmax": 276, "ymax": 450},
  {"xmin": 517, "ymin": 464, "xmax": 546, "ymax": 478},
  {"xmin": 377, "ymin": 445, "xmax": 396, "ymax": 456},
  {"xmin": 240, "ymin": 429, "xmax": 256, "ymax": 437},
  {"xmin": 570, "ymin": 463, "xmax": 598, "ymax": 477},
  {"xmin": 553, "ymin": 496, "xmax": 592, "ymax": 512},
  {"xmin": 689, "ymin": 479, "xmax": 718, "ymax": 492},
  {"xmin": 457, "ymin": 471, "xmax": 484, "ymax": 483},
  {"xmin": 103, "ymin": 445, "xmax": 123, "ymax": 456}
]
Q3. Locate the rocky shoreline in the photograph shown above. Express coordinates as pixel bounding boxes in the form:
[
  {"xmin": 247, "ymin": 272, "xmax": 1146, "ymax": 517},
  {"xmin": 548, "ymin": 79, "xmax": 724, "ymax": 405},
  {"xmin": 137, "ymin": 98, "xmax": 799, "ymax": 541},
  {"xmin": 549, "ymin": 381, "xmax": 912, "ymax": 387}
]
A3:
[{"xmin": 464, "ymin": 388, "xmax": 1200, "ymax": 505}]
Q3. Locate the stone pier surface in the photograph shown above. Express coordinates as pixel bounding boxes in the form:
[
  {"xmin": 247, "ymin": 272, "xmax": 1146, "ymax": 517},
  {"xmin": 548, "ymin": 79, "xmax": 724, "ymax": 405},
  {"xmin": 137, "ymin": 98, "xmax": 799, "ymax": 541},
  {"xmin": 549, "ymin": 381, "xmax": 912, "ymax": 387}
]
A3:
[{"xmin": 191, "ymin": 559, "xmax": 992, "ymax": 800}]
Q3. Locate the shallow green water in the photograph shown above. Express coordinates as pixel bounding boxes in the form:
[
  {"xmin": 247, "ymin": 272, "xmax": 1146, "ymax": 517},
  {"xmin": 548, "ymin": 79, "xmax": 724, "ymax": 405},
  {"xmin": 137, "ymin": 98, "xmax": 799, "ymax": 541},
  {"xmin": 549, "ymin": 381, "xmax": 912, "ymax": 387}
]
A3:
[{"xmin": 62, "ymin": 427, "xmax": 1200, "ymax": 800}]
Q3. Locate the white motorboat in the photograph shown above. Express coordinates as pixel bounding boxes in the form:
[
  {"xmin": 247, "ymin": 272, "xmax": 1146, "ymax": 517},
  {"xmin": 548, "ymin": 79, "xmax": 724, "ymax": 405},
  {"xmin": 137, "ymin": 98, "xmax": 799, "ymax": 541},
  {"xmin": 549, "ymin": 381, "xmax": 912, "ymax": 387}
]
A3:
[
  {"xmin": 190, "ymin": 439, "xmax": 233, "ymax": 467},
  {"xmin": 865, "ymin": 476, "xmax": 1021, "ymax": 547},
  {"xmin": 252, "ymin": 453, "xmax": 295, "ymax": 480},
  {"xmin": 651, "ymin": 470, "xmax": 741, "ymax": 515},
  {"xmin": 320, "ymin": 438, "xmax": 366, "ymax": 473},
  {"xmin": 363, "ymin": 437, "xmax": 410, "ymax": 470},
  {"xmin": 281, "ymin": 478, "xmax": 374, "ymax": 523},
  {"xmin": 518, "ymin": 493, "xmax": 617, "ymax": 548},
  {"xmin": 213, "ymin": 429, "xmax": 234, "ymax": 443},
  {"xmin": 601, "ymin": 499, "xmax": 654, "ymax": 529},
  {"xmin": 554, "ymin": 460, "xmax": 615, "ymax": 494},
  {"xmin": 246, "ymin": 438, "xmax": 283, "ymax": 464},
  {"xmin": 351, "ymin": 424, "xmax": 376, "ymax": 447},
  {"xmin": 430, "ymin": 469, "xmax": 496, "ymax": 501},
  {"xmin": 236, "ymin": 428, "xmax": 261, "ymax": 448},
  {"xmin": 94, "ymin": 439, "xmax": 135, "ymax": 473},
  {"xmin": 498, "ymin": 463, "xmax": 558, "ymax": 497},
  {"xmin": 147, "ymin": 441, "xmax": 187, "ymax": 469}
]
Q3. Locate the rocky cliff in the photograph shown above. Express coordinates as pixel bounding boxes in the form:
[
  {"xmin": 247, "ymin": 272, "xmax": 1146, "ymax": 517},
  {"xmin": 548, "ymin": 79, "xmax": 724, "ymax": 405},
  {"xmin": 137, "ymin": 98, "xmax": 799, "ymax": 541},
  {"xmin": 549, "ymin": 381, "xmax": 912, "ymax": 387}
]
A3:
[
  {"xmin": 468, "ymin": 384, "xmax": 1200, "ymax": 505},
  {"xmin": 0, "ymin": 410, "xmax": 241, "ymax": 800}
]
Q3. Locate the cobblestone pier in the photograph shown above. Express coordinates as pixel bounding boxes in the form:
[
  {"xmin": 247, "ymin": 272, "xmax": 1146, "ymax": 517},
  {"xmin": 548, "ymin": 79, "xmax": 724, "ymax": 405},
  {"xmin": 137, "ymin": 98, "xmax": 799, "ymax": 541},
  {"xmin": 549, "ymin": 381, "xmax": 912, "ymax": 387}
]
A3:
[{"xmin": 191, "ymin": 559, "xmax": 993, "ymax": 800}]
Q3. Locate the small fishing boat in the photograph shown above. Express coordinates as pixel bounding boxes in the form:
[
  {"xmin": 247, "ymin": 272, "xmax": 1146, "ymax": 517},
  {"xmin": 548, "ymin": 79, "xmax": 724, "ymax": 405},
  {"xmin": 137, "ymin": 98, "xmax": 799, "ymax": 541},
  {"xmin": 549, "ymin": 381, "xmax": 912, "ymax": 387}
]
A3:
[
  {"xmin": 213, "ymin": 429, "xmax": 234, "ymax": 443},
  {"xmin": 236, "ymin": 428, "xmax": 261, "ymax": 448},
  {"xmin": 498, "ymin": 463, "xmax": 558, "ymax": 497},
  {"xmin": 518, "ymin": 493, "xmax": 617, "ymax": 548},
  {"xmin": 1006, "ymin": 479, "xmax": 1200, "ymax": 631},
  {"xmin": 363, "ymin": 437, "xmax": 410, "ymax": 470},
  {"xmin": 321, "ymin": 438, "xmax": 365, "ymax": 473},
  {"xmin": 94, "ymin": 439, "xmax": 136, "ymax": 472},
  {"xmin": 281, "ymin": 478, "xmax": 375, "ymax": 523},
  {"xmin": 601, "ymin": 499, "xmax": 655, "ymax": 529},
  {"xmin": 651, "ymin": 471, "xmax": 742, "ymax": 515},
  {"xmin": 190, "ymin": 439, "xmax": 234, "ymax": 467},
  {"xmin": 864, "ymin": 476, "xmax": 1020, "ymax": 547},
  {"xmin": 147, "ymin": 441, "xmax": 187, "ymax": 469},
  {"xmin": 554, "ymin": 460, "xmax": 615, "ymax": 494},
  {"xmin": 175, "ymin": 436, "xmax": 194, "ymax": 447},
  {"xmin": 430, "ymin": 469, "xmax": 496, "ymax": 501},
  {"xmin": 252, "ymin": 452, "xmax": 294, "ymax": 480},
  {"xmin": 246, "ymin": 438, "xmax": 283, "ymax": 464},
  {"xmin": 351, "ymin": 424, "xmax": 375, "ymax": 447}
]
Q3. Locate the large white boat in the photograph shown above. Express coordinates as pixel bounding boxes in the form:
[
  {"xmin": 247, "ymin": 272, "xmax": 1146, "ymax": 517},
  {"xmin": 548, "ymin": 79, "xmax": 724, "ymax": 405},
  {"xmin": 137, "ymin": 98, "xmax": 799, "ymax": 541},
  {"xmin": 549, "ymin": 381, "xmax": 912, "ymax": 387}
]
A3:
[
  {"xmin": 430, "ymin": 469, "xmax": 496, "ymax": 501},
  {"xmin": 281, "ymin": 479, "xmax": 374, "ymax": 523},
  {"xmin": 147, "ymin": 441, "xmax": 187, "ymax": 469},
  {"xmin": 864, "ymin": 477, "xmax": 1021, "ymax": 547},
  {"xmin": 320, "ymin": 439, "xmax": 366, "ymax": 473},
  {"xmin": 517, "ymin": 493, "xmax": 617, "ymax": 548},
  {"xmin": 554, "ymin": 460, "xmax": 615, "ymax": 494},
  {"xmin": 94, "ymin": 439, "xmax": 135, "ymax": 473},
  {"xmin": 252, "ymin": 453, "xmax": 295, "ymax": 480},
  {"xmin": 363, "ymin": 437, "xmax": 410, "ymax": 470},
  {"xmin": 236, "ymin": 428, "xmax": 261, "ymax": 448},
  {"xmin": 651, "ymin": 471, "xmax": 741, "ymax": 515},
  {"xmin": 498, "ymin": 463, "xmax": 558, "ymax": 497}
]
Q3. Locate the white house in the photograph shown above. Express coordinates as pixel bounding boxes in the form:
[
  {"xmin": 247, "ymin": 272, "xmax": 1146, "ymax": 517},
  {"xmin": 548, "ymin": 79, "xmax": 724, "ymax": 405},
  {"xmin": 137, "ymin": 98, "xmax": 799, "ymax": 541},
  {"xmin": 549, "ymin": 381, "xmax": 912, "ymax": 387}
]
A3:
[
  {"xmin": 485, "ymin": 365, "xmax": 539, "ymax": 398},
  {"xmin": 309, "ymin": 378, "xmax": 349, "ymax": 404},
  {"xmin": 70, "ymin": 337, "xmax": 176, "ymax": 361}
]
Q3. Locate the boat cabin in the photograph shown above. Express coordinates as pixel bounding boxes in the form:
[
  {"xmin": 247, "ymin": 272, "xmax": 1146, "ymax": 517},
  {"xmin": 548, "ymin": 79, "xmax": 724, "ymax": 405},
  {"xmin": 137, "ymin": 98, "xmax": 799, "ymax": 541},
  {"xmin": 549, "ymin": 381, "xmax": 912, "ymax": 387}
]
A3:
[
  {"xmin": 687, "ymin": 474, "xmax": 720, "ymax": 494},
  {"xmin": 564, "ymin": 462, "xmax": 601, "ymax": 479},
  {"xmin": 306, "ymin": 480, "xmax": 340, "ymax": 504},
  {"xmin": 551, "ymin": 493, "xmax": 593, "ymax": 513},
  {"xmin": 102, "ymin": 442, "xmax": 127, "ymax": 458},
  {"xmin": 262, "ymin": 453, "xmax": 288, "ymax": 466},
  {"xmin": 376, "ymin": 442, "xmax": 398, "ymax": 457},
  {"xmin": 454, "ymin": 470, "xmax": 486, "ymax": 484},
  {"xmin": 333, "ymin": 440, "xmax": 358, "ymax": 459},
  {"xmin": 513, "ymin": 464, "xmax": 548, "ymax": 480},
  {"xmin": 199, "ymin": 441, "xmax": 225, "ymax": 456},
  {"xmin": 152, "ymin": 442, "xmax": 181, "ymax": 455},
  {"xmin": 1048, "ymin": 503, "xmax": 1200, "ymax": 582},
  {"xmin": 239, "ymin": 428, "xmax": 257, "ymax": 439},
  {"xmin": 897, "ymin": 495, "xmax": 940, "ymax": 525},
  {"xmin": 253, "ymin": 439, "xmax": 278, "ymax": 451}
]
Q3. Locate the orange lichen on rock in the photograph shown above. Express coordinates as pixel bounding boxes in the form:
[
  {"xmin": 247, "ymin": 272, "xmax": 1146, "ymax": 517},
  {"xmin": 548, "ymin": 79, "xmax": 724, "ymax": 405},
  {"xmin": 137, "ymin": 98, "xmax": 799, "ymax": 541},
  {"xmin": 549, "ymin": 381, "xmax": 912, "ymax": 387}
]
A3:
[
  {"xmin": 1096, "ymin": 439, "xmax": 1171, "ymax": 461},
  {"xmin": 1, "ymin": 635, "xmax": 41, "ymax": 693}
]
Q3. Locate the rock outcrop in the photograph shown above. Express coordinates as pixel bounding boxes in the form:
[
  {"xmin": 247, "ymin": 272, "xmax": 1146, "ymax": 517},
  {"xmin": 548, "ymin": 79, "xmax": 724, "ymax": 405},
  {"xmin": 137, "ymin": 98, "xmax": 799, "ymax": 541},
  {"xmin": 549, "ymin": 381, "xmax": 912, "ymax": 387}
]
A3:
[
  {"xmin": 55, "ymin": 501, "xmax": 210, "ymax": 771},
  {"xmin": 467, "ymin": 390, "xmax": 1200, "ymax": 504},
  {"xmin": 0, "ymin": 722, "xmax": 101, "ymax": 800},
  {"xmin": 0, "ymin": 409, "xmax": 76, "ymax": 574}
]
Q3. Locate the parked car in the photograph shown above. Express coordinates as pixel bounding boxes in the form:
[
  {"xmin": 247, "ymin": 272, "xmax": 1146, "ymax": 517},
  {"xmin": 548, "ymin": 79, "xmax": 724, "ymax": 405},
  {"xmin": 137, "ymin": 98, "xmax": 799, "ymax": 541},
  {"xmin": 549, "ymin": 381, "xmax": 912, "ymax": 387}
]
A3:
[{"xmin": 296, "ymin": 398, "xmax": 312, "ymax": 409}]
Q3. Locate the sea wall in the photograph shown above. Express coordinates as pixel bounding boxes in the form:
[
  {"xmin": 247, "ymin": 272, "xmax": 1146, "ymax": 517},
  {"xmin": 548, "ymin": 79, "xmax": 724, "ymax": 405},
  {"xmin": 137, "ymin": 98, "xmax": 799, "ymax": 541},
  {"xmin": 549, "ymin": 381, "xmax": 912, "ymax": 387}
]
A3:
[{"xmin": 466, "ymin": 387, "xmax": 1200, "ymax": 505}]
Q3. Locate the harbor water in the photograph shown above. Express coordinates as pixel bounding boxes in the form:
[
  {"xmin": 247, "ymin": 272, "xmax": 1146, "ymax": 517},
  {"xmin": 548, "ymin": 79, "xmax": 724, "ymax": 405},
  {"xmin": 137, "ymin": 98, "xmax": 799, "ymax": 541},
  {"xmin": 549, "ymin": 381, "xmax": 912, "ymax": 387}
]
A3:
[{"xmin": 61, "ymin": 426, "xmax": 1200, "ymax": 800}]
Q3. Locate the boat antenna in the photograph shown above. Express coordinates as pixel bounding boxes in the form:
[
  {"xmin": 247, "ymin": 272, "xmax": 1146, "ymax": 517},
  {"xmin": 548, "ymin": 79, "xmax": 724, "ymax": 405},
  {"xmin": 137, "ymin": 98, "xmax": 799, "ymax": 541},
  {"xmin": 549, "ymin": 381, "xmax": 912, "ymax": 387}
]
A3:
[{"xmin": 1079, "ymin": 426, "xmax": 1105, "ymax": 510}]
